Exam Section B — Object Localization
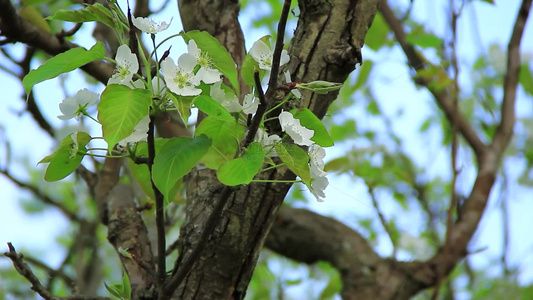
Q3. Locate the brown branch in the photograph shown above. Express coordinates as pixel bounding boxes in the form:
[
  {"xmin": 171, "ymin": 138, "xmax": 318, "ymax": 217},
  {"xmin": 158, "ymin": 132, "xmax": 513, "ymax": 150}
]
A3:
[
  {"xmin": 379, "ymin": 0, "xmax": 487, "ymax": 158},
  {"xmin": 367, "ymin": 184, "xmax": 397, "ymax": 256},
  {"xmin": 0, "ymin": 169, "xmax": 81, "ymax": 222},
  {"xmin": 23, "ymin": 256, "xmax": 77, "ymax": 290},
  {"xmin": 4, "ymin": 243, "xmax": 110, "ymax": 300},
  {"xmin": 0, "ymin": 0, "xmax": 114, "ymax": 84},
  {"xmin": 491, "ymin": 0, "xmax": 532, "ymax": 153}
]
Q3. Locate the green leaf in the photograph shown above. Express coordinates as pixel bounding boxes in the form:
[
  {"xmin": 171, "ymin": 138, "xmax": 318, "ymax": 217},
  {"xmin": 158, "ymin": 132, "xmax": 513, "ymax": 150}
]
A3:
[
  {"xmin": 122, "ymin": 273, "xmax": 131, "ymax": 300},
  {"xmin": 42, "ymin": 132, "xmax": 91, "ymax": 182},
  {"xmin": 193, "ymin": 95, "xmax": 233, "ymax": 121},
  {"xmin": 353, "ymin": 60, "xmax": 374, "ymax": 90},
  {"xmin": 329, "ymin": 120, "xmax": 357, "ymax": 142},
  {"xmin": 104, "ymin": 282, "xmax": 124, "ymax": 300},
  {"xmin": 18, "ymin": 6, "xmax": 51, "ymax": 33},
  {"xmin": 153, "ymin": 135, "xmax": 211, "ymax": 200},
  {"xmin": 195, "ymin": 116, "xmax": 245, "ymax": 169},
  {"xmin": 365, "ymin": 13, "xmax": 390, "ymax": 51},
  {"xmin": 241, "ymin": 53, "xmax": 259, "ymax": 88},
  {"xmin": 98, "ymin": 84, "xmax": 151, "ymax": 151},
  {"xmin": 23, "ymin": 42, "xmax": 105, "ymax": 94},
  {"xmin": 292, "ymin": 108, "xmax": 334, "ymax": 147},
  {"xmin": 520, "ymin": 63, "xmax": 533, "ymax": 96},
  {"xmin": 406, "ymin": 29, "xmax": 442, "ymax": 49},
  {"xmin": 275, "ymin": 143, "xmax": 311, "ymax": 185},
  {"xmin": 168, "ymin": 93, "xmax": 193, "ymax": 125},
  {"xmin": 47, "ymin": 3, "xmax": 116, "ymax": 29},
  {"xmin": 129, "ymin": 139, "xmax": 168, "ymax": 199},
  {"xmin": 217, "ymin": 142, "xmax": 265, "ymax": 186},
  {"xmin": 181, "ymin": 30, "xmax": 239, "ymax": 94}
]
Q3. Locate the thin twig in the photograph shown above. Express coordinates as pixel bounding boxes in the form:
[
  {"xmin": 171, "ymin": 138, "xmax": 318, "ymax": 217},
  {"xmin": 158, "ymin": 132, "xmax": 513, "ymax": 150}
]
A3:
[
  {"xmin": 147, "ymin": 114, "xmax": 167, "ymax": 286},
  {"xmin": 244, "ymin": 71, "xmax": 267, "ymax": 147},
  {"xmin": 368, "ymin": 185, "xmax": 397, "ymax": 257},
  {"xmin": 0, "ymin": 169, "xmax": 80, "ymax": 222},
  {"xmin": 23, "ymin": 256, "xmax": 77, "ymax": 290},
  {"xmin": 267, "ymin": 0, "xmax": 291, "ymax": 91}
]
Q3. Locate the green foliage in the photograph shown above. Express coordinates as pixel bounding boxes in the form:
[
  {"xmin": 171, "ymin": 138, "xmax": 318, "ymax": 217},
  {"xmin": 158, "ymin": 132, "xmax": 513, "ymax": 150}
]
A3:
[
  {"xmin": 193, "ymin": 95, "xmax": 234, "ymax": 121},
  {"xmin": 291, "ymin": 108, "xmax": 334, "ymax": 147},
  {"xmin": 195, "ymin": 116, "xmax": 245, "ymax": 169},
  {"xmin": 47, "ymin": 3, "xmax": 116, "ymax": 30},
  {"xmin": 181, "ymin": 30, "xmax": 240, "ymax": 94},
  {"xmin": 22, "ymin": 42, "xmax": 105, "ymax": 94},
  {"xmin": 98, "ymin": 85, "xmax": 152, "ymax": 151},
  {"xmin": 104, "ymin": 273, "xmax": 131, "ymax": 300},
  {"xmin": 129, "ymin": 139, "xmax": 168, "ymax": 199},
  {"xmin": 217, "ymin": 142, "xmax": 265, "ymax": 185},
  {"xmin": 275, "ymin": 143, "xmax": 311, "ymax": 185},
  {"xmin": 152, "ymin": 135, "xmax": 212, "ymax": 201},
  {"xmin": 365, "ymin": 13, "xmax": 391, "ymax": 51},
  {"xmin": 40, "ymin": 132, "xmax": 91, "ymax": 181}
]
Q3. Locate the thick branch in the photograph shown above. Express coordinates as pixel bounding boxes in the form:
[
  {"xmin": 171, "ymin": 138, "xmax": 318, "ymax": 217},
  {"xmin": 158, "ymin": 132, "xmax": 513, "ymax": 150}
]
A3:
[{"xmin": 0, "ymin": 0, "xmax": 114, "ymax": 84}]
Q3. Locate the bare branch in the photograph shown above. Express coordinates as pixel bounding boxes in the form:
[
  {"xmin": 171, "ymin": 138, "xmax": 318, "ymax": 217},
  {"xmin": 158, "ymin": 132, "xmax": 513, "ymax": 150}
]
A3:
[
  {"xmin": 23, "ymin": 256, "xmax": 77, "ymax": 290},
  {"xmin": 0, "ymin": 169, "xmax": 81, "ymax": 222},
  {"xmin": 492, "ymin": 0, "xmax": 532, "ymax": 153},
  {"xmin": 379, "ymin": 0, "xmax": 487, "ymax": 158},
  {"xmin": 4, "ymin": 243, "xmax": 110, "ymax": 300}
]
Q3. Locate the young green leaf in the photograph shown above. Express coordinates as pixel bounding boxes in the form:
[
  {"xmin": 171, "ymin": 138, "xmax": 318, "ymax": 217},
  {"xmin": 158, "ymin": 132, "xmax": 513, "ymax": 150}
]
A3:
[
  {"xmin": 152, "ymin": 135, "xmax": 211, "ymax": 200},
  {"xmin": 42, "ymin": 132, "xmax": 91, "ymax": 182},
  {"xmin": 181, "ymin": 30, "xmax": 239, "ymax": 94},
  {"xmin": 98, "ymin": 84, "xmax": 151, "ymax": 151},
  {"xmin": 274, "ymin": 143, "xmax": 311, "ymax": 185},
  {"xmin": 195, "ymin": 116, "xmax": 245, "ymax": 169},
  {"xmin": 292, "ymin": 108, "xmax": 334, "ymax": 147},
  {"xmin": 296, "ymin": 81, "xmax": 343, "ymax": 94},
  {"xmin": 23, "ymin": 42, "xmax": 105, "ymax": 94},
  {"xmin": 47, "ymin": 3, "xmax": 116, "ymax": 30},
  {"xmin": 193, "ymin": 95, "xmax": 233, "ymax": 121},
  {"xmin": 168, "ymin": 93, "xmax": 193, "ymax": 125},
  {"xmin": 217, "ymin": 142, "xmax": 265, "ymax": 186}
]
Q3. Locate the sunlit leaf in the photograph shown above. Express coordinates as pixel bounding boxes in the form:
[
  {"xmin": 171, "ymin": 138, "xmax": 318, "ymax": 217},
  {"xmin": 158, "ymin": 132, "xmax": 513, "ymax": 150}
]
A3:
[
  {"xmin": 275, "ymin": 143, "xmax": 311, "ymax": 185},
  {"xmin": 41, "ymin": 132, "xmax": 91, "ymax": 182},
  {"xmin": 193, "ymin": 95, "xmax": 233, "ymax": 121},
  {"xmin": 153, "ymin": 135, "xmax": 211, "ymax": 200},
  {"xmin": 47, "ymin": 3, "xmax": 116, "ymax": 29},
  {"xmin": 98, "ymin": 84, "xmax": 151, "ymax": 151},
  {"xmin": 23, "ymin": 42, "xmax": 105, "ymax": 94},
  {"xmin": 217, "ymin": 142, "xmax": 265, "ymax": 186},
  {"xmin": 292, "ymin": 108, "xmax": 334, "ymax": 147}
]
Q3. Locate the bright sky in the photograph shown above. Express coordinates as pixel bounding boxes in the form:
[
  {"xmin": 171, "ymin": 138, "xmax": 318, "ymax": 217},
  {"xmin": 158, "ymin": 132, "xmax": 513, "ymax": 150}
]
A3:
[{"xmin": 1, "ymin": 0, "xmax": 533, "ymax": 299}]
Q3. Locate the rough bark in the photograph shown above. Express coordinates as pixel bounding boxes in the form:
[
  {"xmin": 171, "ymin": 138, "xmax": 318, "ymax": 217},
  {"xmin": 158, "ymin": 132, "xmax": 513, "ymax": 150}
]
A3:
[{"xmin": 171, "ymin": 0, "xmax": 379, "ymax": 299}]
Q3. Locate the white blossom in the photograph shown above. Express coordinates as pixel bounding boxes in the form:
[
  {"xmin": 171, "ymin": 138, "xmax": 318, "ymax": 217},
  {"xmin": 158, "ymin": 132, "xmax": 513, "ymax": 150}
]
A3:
[
  {"xmin": 132, "ymin": 17, "xmax": 171, "ymax": 34},
  {"xmin": 58, "ymin": 89, "xmax": 99, "ymax": 120},
  {"xmin": 118, "ymin": 116, "xmax": 150, "ymax": 147},
  {"xmin": 108, "ymin": 45, "xmax": 139, "ymax": 86},
  {"xmin": 161, "ymin": 54, "xmax": 201, "ymax": 96},
  {"xmin": 254, "ymin": 128, "xmax": 281, "ymax": 157},
  {"xmin": 279, "ymin": 111, "xmax": 314, "ymax": 146},
  {"xmin": 243, "ymin": 94, "xmax": 259, "ymax": 115},
  {"xmin": 309, "ymin": 145, "xmax": 327, "ymax": 178},
  {"xmin": 210, "ymin": 82, "xmax": 242, "ymax": 112},
  {"xmin": 249, "ymin": 39, "xmax": 290, "ymax": 71},
  {"xmin": 310, "ymin": 175, "xmax": 328, "ymax": 202},
  {"xmin": 188, "ymin": 40, "xmax": 222, "ymax": 84}
]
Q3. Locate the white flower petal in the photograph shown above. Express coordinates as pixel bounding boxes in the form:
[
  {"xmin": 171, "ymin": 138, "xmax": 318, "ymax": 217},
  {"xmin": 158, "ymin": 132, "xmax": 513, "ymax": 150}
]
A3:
[
  {"xmin": 198, "ymin": 67, "xmax": 222, "ymax": 84},
  {"xmin": 310, "ymin": 175, "xmax": 328, "ymax": 202},
  {"xmin": 279, "ymin": 111, "xmax": 314, "ymax": 146},
  {"xmin": 309, "ymin": 145, "xmax": 327, "ymax": 177},
  {"xmin": 118, "ymin": 116, "xmax": 149, "ymax": 147},
  {"xmin": 161, "ymin": 57, "xmax": 201, "ymax": 96},
  {"xmin": 132, "ymin": 17, "xmax": 171, "ymax": 34},
  {"xmin": 57, "ymin": 89, "xmax": 99, "ymax": 120},
  {"xmin": 243, "ymin": 94, "xmax": 259, "ymax": 115},
  {"xmin": 109, "ymin": 45, "xmax": 138, "ymax": 86}
]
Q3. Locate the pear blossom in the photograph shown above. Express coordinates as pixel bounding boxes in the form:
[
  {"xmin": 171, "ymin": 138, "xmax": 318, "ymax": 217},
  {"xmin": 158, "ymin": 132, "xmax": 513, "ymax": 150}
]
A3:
[
  {"xmin": 310, "ymin": 175, "xmax": 328, "ymax": 202},
  {"xmin": 210, "ymin": 82, "xmax": 242, "ymax": 112},
  {"xmin": 108, "ymin": 45, "xmax": 139, "ymax": 86},
  {"xmin": 188, "ymin": 40, "xmax": 222, "ymax": 84},
  {"xmin": 132, "ymin": 16, "xmax": 171, "ymax": 34},
  {"xmin": 58, "ymin": 89, "xmax": 99, "ymax": 120},
  {"xmin": 254, "ymin": 128, "xmax": 281, "ymax": 157},
  {"xmin": 309, "ymin": 145, "xmax": 327, "ymax": 177},
  {"xmin": 249, "ymin": 39, "xmax": 290, "ymax": 71},
  {"xmin": 161, "ymin": 54, "xmax": 201, "ymax": 96},
  {"xmin": 279, "ymin": 111, "xmax": 314, "ymax": 146},
  {"xmin": 284, "ymin": 70, "xmax": 302, "ymax": 99},
  {"xmin": 118, "ymin": 116, "xmax": 150, "ymax": 147},
  {"xmin": 243, "ymin": 94, "xmax": 259, "ymax": 115}
]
